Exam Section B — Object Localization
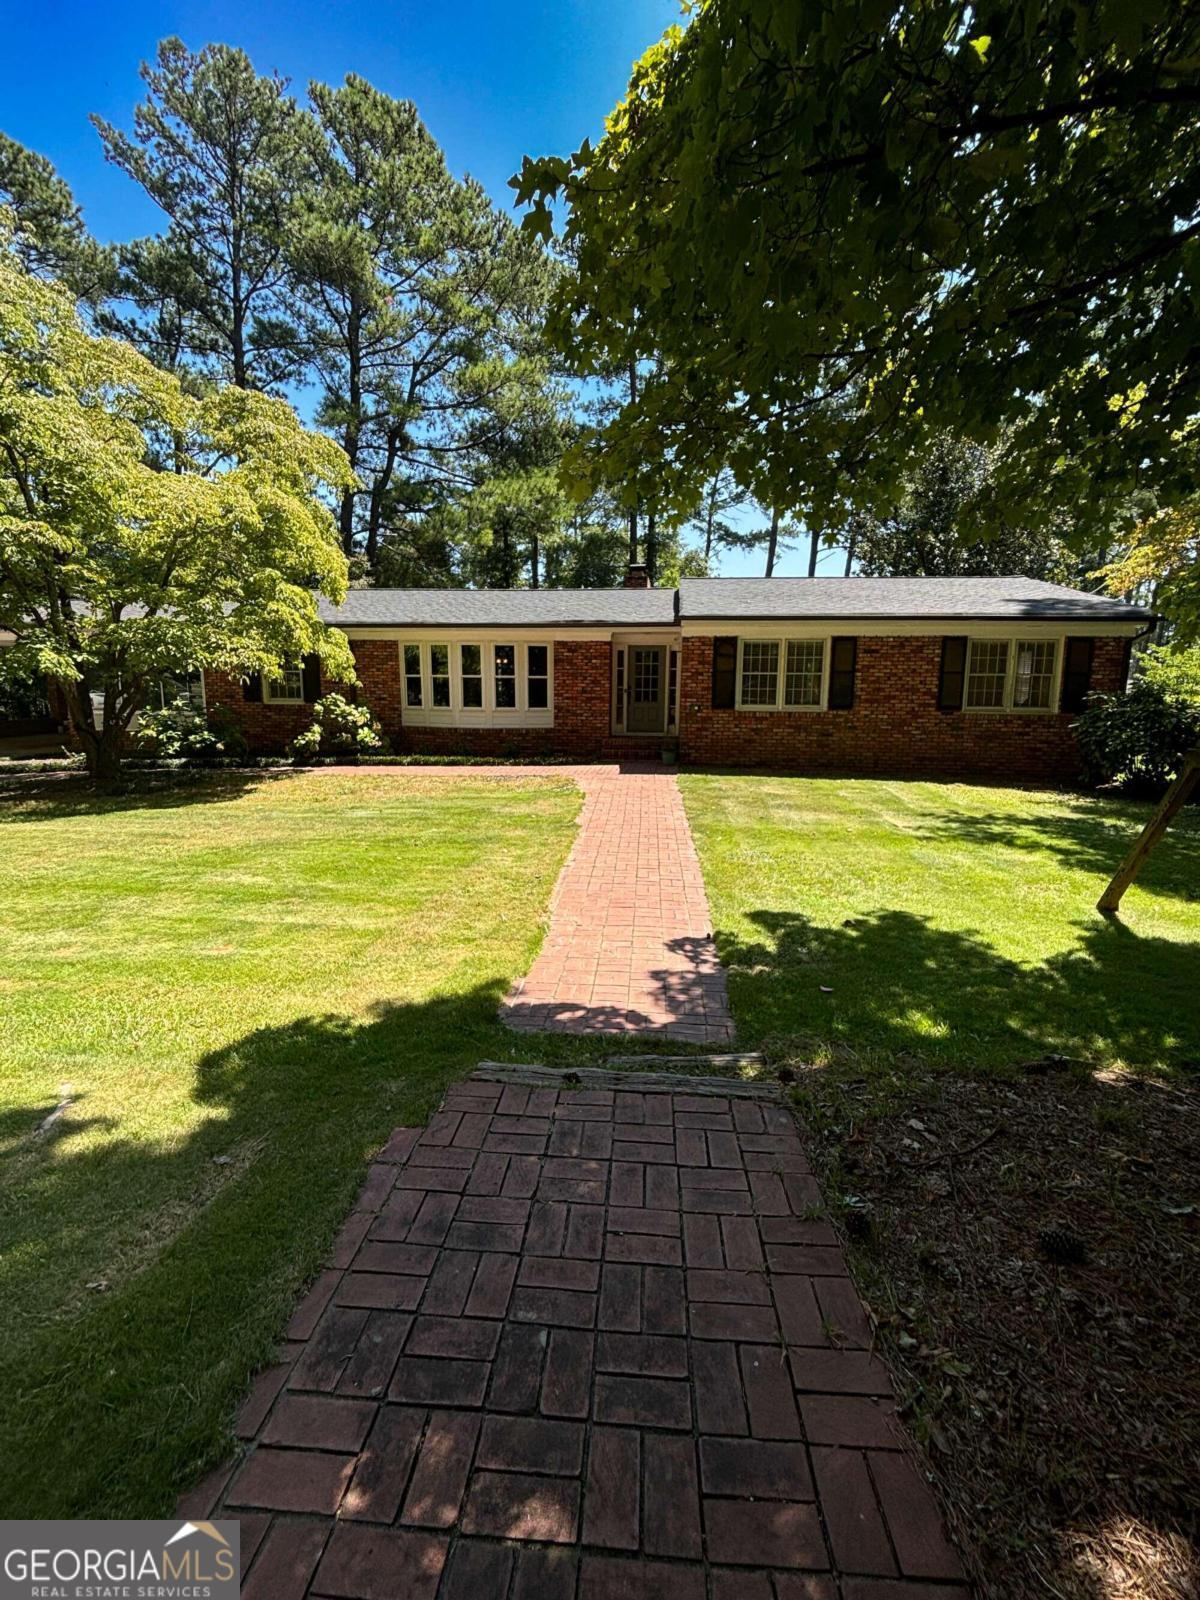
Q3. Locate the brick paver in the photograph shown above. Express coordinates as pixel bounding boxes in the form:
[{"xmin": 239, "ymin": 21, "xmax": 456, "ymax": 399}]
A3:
[
  {"xmin": 500, "ymin": 765, "xmax": 734, "ymax": 1043},
  {"xmin": 190, "ymin": 1075, "xmax": 968, "ymax": 1598}
]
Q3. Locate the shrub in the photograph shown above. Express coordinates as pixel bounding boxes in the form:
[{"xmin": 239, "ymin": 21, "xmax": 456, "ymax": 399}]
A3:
[
  {"xmin": 1073, "ymin": 680, "xmax": 1200, "ymax": 794},
  {"xmin": 134, "ymin": 696, "xmax": 248, "ymax": 762},
  {"xmin": 1140, "ymin": 641, "xmax": 1200, "ymax": 704},
  {"xmin": 289, "ymin": 693, "xmax": 387, "ymax": 762}
]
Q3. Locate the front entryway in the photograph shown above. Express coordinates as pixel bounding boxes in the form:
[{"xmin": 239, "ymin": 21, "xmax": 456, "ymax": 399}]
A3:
[{"xmin": 627, "ymin": 646, "xmax": 666, "ymax": 735}]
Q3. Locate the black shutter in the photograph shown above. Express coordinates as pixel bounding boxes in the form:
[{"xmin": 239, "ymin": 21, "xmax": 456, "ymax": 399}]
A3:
[
  {"xmin": 711, "ymin": 636, "xmax": 738, "ymax": 709},
  {"xmin": 1060, "ymin": 637, "xmax": 1094, "ymax": 712},
  {"xmin": 301, "ymin": 655, "xmax": 321, "ymax": 703},
  {"xmin": 243, "ymin": 672, "xmax": 262, "ymax": 703},
  {"xmin": 937, "ymin": 637, "xmax": 967, "ymax": 712},
  {"xmin": 828, "ymin": 637, "xmax": 857, "ymax": 710}
]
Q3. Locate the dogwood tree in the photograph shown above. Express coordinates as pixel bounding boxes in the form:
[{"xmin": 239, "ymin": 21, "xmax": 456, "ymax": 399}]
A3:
[{"xmin": 0, "ymin": 241, "xmax": 354, "ymax": 780}]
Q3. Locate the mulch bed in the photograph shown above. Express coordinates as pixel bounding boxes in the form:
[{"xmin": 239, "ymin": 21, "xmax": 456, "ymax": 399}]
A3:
[{"xmin": 788, "ymin": 1058, "xmax": 1199, "ymax": 1600}]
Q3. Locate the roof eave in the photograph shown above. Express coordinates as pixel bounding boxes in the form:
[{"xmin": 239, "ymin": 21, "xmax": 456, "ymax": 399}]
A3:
[{"xmin": 681, "ymin": 610, "xmax": 1155, "ymax": 625}]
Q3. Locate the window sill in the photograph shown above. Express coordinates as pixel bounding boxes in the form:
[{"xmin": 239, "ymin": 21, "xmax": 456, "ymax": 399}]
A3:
[{"xmin": 403, "ymin": 709, "xmax": 554, "ymax": 729}]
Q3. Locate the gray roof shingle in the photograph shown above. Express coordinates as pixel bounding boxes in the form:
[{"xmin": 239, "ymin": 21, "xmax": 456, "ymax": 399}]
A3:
[
  {"xmin": 319, "ymin": 587, "xmax": 678, "ymax": 628},
  {"xmin": 678, "ymin": 576, "xmax": 1154, "ymax": 624}
]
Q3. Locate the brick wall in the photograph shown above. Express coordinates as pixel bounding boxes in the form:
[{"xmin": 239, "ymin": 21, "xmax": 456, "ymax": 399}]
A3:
[
  {"xmin": 350, "ymin": 639, "xmax": 405, "ymax": 744},
  {"xmin": 677, "ymin": 634, "xmax": 1130, "ymax": 780},
  {"xmin": 205, "ymin": 638, "xmax": 614, "ymax": 757},
  {"xmin": 203, "ymin": 630, "xmax": 1130, "ymax": 775},
  {"xmin": 204, "ymin": 668, "xmax": 319, "ymax": 753}
]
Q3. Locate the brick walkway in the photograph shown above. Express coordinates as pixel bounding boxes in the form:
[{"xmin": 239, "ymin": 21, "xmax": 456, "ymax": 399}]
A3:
[
  {"xmin": 500, "ymin": 766, "xmax": 734, "ymax": 1044},
  {"xmin": 185, "ymin": 1074, "xmax": 967, "ymax": 1599}
]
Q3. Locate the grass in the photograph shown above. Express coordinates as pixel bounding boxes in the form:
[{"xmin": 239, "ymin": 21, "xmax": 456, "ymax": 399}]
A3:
[
  {"xmin": 680, "ymin": 774, "xmax": 1200, "ymax": 1598},
  {"xmin": 680, "ymin": 774, "xmax": 1200, "ymax": 1072},
  {"xmin": 0, "ymin": 769, "xmax": 588, "ymax": 1516}
]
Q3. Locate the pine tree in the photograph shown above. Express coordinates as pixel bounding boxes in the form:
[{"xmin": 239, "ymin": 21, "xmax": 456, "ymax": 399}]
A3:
[{"xmin": 93, "ymin": 38, "xmax": 312, "ymax": 389}]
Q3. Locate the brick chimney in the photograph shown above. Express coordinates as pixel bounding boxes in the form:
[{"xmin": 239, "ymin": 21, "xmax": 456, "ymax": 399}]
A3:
[{"xmin": 623, "ymin": 562, "xmax": 651, "ymax": 589}]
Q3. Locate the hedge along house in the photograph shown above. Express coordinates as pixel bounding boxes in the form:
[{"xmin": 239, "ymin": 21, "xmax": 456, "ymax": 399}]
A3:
[{"xmin": 197, "ymin": 573, "xmax": 1154, "ymax": 780}]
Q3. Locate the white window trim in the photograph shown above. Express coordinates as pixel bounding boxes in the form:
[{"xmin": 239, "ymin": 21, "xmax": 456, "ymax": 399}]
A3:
[
  {"xmin": 400, "ymin": 639, "xmax": 554, "ymax": 728},
  {"xmin": 735, "ymin": 636, "xmax": 830, "ymax": 712},
  {"xmin": 263, "ymin": 664, "xmax": 305, "ymax": 705},
  {"xmin": 963, "ymin": 636, "xmax": 1062, "ymax": 714}
]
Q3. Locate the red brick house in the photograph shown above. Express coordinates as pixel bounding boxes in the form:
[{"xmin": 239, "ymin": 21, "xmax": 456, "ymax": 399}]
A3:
[{"xmin": 200, "ymin": 574, "xmax": 1152, "ymax": 780}]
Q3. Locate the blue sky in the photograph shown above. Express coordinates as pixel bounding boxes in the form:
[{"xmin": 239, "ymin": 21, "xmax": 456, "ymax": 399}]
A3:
[{"xmin": 1, "ymin": 0, "xmax": 833, "ymax": 575}]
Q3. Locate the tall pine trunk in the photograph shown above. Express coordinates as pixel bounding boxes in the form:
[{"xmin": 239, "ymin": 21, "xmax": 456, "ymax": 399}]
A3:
[
  {"xmin": 765, "ymin": 508, "xmax": 780, "ymax": 577},
  {"xmin": 808, "ymin": 523, "xmax": 820, "ymax": 577}
]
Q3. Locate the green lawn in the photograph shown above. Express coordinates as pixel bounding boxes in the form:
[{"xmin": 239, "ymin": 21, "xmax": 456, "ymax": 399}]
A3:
[
  {"xmin": 681, "ymin": 775, "xmax": 1200, "ymax": 1072},
  {"xmin": 0, "ymin": 770, "xmax": 581, "ymax": 1516}
]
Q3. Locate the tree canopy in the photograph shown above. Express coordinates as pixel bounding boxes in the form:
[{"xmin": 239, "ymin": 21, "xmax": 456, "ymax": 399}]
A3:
[
  {"xmin": 514, "ymin": 1, "xmax": 1200, "ymax": 540},
  {"xmin": 849, "ymin": 433, "xmax": 1073, "ymax": 581},
  {"xmin": 0, "ymin": 242, "xmax": 353, "ymax": 777},
  {"xmin": 0, "ymin": 132, "xmax": 113, "ymax": 302}
]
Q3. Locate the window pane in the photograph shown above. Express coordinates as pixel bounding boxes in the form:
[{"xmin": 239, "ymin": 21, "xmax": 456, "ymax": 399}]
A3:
[
  {"xmin": 784, "ymin": 640, "xmax": 823, "ymax": 706},
  {"xmin": 460, "ymin": 643, "xmax": 483, "ymax": 707},
  {"xmin": 430, "ymin": 643, "xmax": 451, "ymax": 707},
  {"xmin": 965, "ymin": 640, "xmax": 1009, "ymax": 708},
  {"xmin": 403, "ymin": 643, "xmax": 423, "ymax": 707},
  {"xmin": 1012, "ymin": 640, "xmax": 1055, "ymax": 708},
  {"xmin": 528, "ymin": 677, "xmax": 548, "ymax": 709},
  {"xmin": 269, "ymin": 664, "xmax": 303, "ymax": 701},
  {"xmin": 740, "ymin": 640, "xmax": 779, "ymax": 706},
  {"xmin": 528, "ymin": 645, "xmax": 548, "ymax": 677},
  {"xmin": 494, "ymin": 643, "xmax": 516, "ymax": 708}
]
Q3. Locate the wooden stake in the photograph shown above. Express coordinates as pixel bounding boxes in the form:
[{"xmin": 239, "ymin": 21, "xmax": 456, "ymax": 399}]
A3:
[{"xmin": 1097, "ymin": 746, "xmax": 1200, "ymax": 914}]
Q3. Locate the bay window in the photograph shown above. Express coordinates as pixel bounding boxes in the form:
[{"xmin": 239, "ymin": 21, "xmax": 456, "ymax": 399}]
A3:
[{"xmin": 398, "ymin": 639, "xmax": 553, "ymax": 725}]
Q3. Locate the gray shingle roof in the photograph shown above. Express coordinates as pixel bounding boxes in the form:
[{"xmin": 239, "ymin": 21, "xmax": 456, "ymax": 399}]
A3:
[
  {"xmin": 319, "ymin": 588, "xmax": 678, "ymax": 628},
  {"xmin": 678, "ymin": 576, "xmax": 1154, "ymax": 624}
]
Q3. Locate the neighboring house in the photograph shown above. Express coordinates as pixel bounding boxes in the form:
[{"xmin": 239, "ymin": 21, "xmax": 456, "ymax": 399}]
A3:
[{"xmin": 201, "ymin": 571, "xmax": 1152, "ymax": 779}]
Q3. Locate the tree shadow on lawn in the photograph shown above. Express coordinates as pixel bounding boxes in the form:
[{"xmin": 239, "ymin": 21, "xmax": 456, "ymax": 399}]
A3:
[
  {"xmin": 721, "ymin": 908, "xmax": 1199, "ymax": 1071},
  {"xmin": 914, "ymin": 794, "xmax": 1200, "ymax": 905},
  {"xmin": 0, "ymin": 768, "xmax": 301, "ymax": 820},
  {"xmin": 0, "ymin": 978, "xmax": 536, "ymax": 1519}
]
